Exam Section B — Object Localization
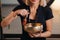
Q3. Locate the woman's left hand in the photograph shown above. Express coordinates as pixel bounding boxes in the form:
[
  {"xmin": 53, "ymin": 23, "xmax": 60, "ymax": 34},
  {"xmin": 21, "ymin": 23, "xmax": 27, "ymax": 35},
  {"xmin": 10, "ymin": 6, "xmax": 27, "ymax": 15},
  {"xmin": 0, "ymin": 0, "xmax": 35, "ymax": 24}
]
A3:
[
  {"xmin": 28, "ymin": 33, "xmax": 41, "ymax": 38},
  {"xmin": 28, "ymin": 31, "xmax": 52, "ymax": 38}
]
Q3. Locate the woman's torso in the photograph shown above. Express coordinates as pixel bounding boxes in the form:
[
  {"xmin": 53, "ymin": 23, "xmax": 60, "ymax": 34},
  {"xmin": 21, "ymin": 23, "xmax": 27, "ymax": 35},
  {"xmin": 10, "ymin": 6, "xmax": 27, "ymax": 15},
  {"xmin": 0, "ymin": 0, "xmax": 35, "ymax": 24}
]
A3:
[{"xmin": 19, "ymin": 5, "xmax": 46, "ymax": 40}]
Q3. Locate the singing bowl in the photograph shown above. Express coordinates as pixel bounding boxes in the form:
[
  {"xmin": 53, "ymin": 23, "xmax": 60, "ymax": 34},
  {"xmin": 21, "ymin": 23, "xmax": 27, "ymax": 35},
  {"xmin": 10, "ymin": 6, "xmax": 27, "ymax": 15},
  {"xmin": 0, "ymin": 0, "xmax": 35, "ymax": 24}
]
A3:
[{"xmin": 24, "ymin": 23, "xmax": 43, "ymax": 34}]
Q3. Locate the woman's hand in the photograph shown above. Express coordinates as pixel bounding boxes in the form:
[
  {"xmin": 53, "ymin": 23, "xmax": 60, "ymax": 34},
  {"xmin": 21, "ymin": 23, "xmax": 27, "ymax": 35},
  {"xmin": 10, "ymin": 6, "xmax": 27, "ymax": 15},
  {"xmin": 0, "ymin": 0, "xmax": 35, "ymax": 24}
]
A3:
[
  {"xmin": 28, "ymin": 31, "xmax": 51, "ymax": 38},
  {"xmin": 15, "ymin": 9, "xmax": 29, "ymax": 16},
  {"xmin": 29, "ymin": 33, "xmax": 41, "ymax": 38}
]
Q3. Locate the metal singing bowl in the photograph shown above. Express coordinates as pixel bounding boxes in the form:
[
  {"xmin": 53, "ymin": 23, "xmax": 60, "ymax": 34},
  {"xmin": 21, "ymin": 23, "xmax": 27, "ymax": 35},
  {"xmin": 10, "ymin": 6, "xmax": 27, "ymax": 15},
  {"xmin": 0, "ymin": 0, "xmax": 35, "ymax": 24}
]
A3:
[{"xmin": 24, "ymin": 23, "xmax": 43, "ymax": 34}]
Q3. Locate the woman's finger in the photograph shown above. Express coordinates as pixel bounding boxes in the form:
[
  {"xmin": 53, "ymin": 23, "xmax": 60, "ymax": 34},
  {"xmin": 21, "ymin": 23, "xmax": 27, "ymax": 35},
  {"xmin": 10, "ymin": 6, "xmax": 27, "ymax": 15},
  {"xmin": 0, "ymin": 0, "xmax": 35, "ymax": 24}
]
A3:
[
  {"xmin": 29, "ymin": 33, "xmax": 34, "ymax": 38},
  {"xmin": 32, "ymin": 33, "xmax": 41, "ymax": 37}
]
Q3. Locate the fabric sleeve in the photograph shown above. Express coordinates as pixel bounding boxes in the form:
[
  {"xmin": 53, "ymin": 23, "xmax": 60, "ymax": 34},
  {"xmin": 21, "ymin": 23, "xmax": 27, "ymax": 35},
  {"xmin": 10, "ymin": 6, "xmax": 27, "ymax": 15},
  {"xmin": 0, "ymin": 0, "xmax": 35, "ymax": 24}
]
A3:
[
  {"xmin": 12, "ymin": 5, "xmax": 22, "ymax": 11},
  {"xmin": 44, "ymin": 7, "xmax": 54, "ymax": 20},
  {"xmin": 12, "ymin": 5, "xmax": 23, "ymax": 16},
  {"xmin": 46, "ymin": 0, "xmax": 54, "ymax": 7},
  {"xmin": 12, "ymin": 5, "xmax": 28, "ymax": 18}
]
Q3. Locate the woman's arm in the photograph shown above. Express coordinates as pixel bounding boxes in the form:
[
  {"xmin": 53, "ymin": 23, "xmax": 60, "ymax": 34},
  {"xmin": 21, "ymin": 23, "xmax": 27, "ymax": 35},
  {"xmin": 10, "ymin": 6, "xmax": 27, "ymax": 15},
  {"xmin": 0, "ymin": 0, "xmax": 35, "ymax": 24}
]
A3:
[
  {"xmin": 1, "ymin": 9, "xmax": 29, "ymax": 27},
  {"xmin": 40, "ymin": 19, "xmax": 53, "ymax": 37},
  {"xmin": 1, "ymin": 11, "xmax": 18, "ymax": 27}
]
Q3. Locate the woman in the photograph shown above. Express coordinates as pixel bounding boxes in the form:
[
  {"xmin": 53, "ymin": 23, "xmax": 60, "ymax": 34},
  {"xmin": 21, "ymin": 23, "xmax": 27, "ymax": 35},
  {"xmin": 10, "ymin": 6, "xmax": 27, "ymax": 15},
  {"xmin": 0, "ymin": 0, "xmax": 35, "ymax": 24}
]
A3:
[{"xmin": 1, "ymin": 0, "xmax": 54, "ymax": 40}]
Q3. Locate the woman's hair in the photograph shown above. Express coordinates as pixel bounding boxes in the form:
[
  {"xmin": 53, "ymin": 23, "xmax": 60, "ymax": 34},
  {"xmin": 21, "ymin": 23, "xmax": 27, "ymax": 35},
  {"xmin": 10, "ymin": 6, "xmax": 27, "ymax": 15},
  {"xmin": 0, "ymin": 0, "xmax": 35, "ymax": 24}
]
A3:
[
  {"xmin": 23, "ymin": 0, "xmax": 50, "ymax": 7},
  {"xmin": 17, "ymin": 0, "xmax": 24, "ymax": 5}
]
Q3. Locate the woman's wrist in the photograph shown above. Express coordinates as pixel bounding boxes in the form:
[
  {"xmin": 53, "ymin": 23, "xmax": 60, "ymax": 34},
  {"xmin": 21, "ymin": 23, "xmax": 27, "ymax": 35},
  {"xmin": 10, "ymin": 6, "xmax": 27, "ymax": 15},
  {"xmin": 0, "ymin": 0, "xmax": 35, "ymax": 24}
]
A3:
[
  {"xmin": 13, "ymin": 11, "xmax": 18, "ymax": 17},
  {"xmin": 15, "ymin": 10, "xmax": 19, "ymax": 15}
]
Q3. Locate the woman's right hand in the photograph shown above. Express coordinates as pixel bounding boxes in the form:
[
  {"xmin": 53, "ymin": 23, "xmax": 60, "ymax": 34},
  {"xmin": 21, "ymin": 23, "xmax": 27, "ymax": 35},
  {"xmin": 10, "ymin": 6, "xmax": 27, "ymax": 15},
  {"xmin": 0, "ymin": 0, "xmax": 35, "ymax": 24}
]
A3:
[{"xmin": 15, "ymin": 9, "xmax": 29, "ymax": 16}]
